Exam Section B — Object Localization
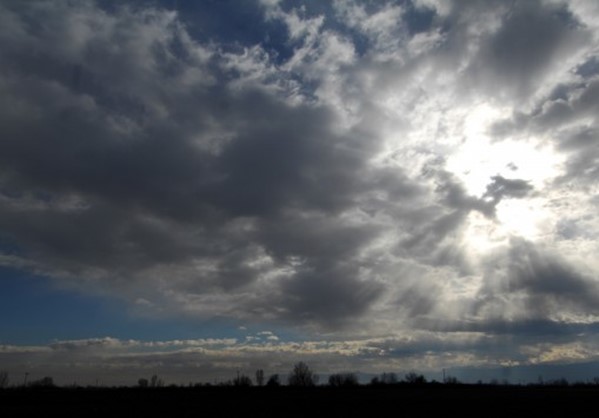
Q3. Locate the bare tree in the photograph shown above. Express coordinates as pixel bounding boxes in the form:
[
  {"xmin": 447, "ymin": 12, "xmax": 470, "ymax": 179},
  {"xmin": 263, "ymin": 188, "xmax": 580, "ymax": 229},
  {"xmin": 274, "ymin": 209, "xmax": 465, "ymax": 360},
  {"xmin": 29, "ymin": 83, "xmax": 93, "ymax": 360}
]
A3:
[
  {"xmin": 255, "ymin": 369, "xmax": 265, "ymax": 386},
  {"xmin": 370, "ymin": 372, "xmax": 398, "ymax": 386},
  {"xmin": 233, "ymin": 374, "xmax": 253, "ymax": 387},
  {"xmin": 328, "ymin": 373, "xmax": 358, "ymax": 387},
  {"xmin": 404, "ymin": 372, "xmax": 426, "ymax": 384},
  {"xmin": 381, "ymin": 372, "xmax": 398, "ymax": 384},
  {"xmin": 150, "ymin": 374, "xmax": 163, "ymax": 388},
  {"xmin": 444, "ymin": 376, "xmax": 460, "ymax": 385},
  {"xmin": 288, "ymin": 362, "xmax": 318, "ymax": 387},
  {"xmin": 138, "ymin": 378, "xmax": 149, "ymax": 388},
  {"xmin": 0, "ymin": 370, "xmax": 8, "ymax": 388}
]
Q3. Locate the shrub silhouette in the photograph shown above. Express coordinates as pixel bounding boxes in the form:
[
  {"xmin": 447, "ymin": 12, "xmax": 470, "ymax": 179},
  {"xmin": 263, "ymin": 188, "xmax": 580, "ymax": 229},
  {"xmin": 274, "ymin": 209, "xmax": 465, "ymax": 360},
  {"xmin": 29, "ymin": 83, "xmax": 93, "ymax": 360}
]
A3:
[
  {"xmin": 266, "ymin": 374, "xmax": 281, "ymax": 387},
  {"xmin": 288, "ymin": 362, "xmax": 318, "ymax": 387},
  {"xmin": 29, "ymin": 376, "xmax": 54, "ymax": 388}
]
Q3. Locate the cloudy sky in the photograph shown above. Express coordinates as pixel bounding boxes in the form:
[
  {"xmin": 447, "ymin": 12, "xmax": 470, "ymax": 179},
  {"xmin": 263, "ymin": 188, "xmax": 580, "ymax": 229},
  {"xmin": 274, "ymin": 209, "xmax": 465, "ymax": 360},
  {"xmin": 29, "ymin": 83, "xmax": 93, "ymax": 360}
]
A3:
[{"xmin": 1, "ymin": 0, "xmax": 599, "ymax": 386}]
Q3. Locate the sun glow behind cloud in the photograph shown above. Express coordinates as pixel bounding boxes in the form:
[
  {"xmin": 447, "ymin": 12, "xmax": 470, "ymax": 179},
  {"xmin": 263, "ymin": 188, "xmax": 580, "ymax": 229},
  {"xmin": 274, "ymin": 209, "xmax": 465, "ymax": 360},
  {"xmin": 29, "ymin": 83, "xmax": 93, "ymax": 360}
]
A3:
[
  {"xmin": 438, "ymin": 102, "xmax": 565, "ymax": 251},
  {"xmin": 446, "ymin": 104, "xmax": 563, "ymax": 198}
]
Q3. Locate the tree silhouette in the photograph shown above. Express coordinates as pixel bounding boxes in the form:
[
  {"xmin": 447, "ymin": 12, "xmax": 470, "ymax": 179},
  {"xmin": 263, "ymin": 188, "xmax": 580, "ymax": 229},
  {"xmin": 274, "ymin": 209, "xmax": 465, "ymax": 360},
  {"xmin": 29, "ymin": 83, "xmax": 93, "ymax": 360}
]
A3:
[
  {"xmin": 288, "ymin": 362, "xmax": 318, "ymax": 387},
  {"xmin": 381, "ymin": 372, "xmax": 398, "ymax": 384},
  {"xmin": 137, "ymin": 375, "xmax": 164, "ymax": 388},
  {"xmin": 146, "ymin": 375, "xmax": 163, "ymax": 388},
  {"xmin": 371, "ymin": 372, "xmax": 397, "ymax": 385},
  {"xmin": 404, "ymin": 372, "xmax": 426, "ymax": 385},
  {"xmin": 444, "ymin": 376, "xmax": 460, "ymax": 385},
  {"xmin": 0, "ymin": 370, "xmax": 8, "ymax": 388},
  {"xmin": 255, "ymin": 369, "xmax": 265, "ymax": 386},
  {"xmin": 233, "ymin": 374, "xmax": 253, "ymax": 387},
  {"xmin": 328, "ymin": 373, "xmax": 358, "ymax": 387}
]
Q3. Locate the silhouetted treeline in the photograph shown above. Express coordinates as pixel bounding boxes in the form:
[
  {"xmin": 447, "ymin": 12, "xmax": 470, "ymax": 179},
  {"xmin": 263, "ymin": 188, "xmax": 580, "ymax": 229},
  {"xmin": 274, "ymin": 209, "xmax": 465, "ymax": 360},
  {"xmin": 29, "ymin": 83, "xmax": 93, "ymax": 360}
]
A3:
[
  {"xmin": 3, "ymin": 380, "xmax": 599, "ymax": 418},
  {"xmin": 5, "ymin": 363, "xmax": 599, "ymax": 389}
]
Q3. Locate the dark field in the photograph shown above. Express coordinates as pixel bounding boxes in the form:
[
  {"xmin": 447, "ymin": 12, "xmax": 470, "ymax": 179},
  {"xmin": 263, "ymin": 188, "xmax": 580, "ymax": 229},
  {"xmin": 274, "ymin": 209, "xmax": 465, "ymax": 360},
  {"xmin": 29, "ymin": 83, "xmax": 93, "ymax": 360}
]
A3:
[{"xmin": 2, "ymin": 385, "xmax": 598, "ymax": 417}]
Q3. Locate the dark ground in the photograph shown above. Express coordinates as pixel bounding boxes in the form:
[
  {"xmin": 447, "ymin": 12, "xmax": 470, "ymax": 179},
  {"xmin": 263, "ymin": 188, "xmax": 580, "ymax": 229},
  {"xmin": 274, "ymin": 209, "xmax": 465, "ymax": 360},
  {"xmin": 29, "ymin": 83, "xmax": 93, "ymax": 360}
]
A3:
[{"xmin": 1, "ymin": 385, "xmax": 597, "ymax": 417}]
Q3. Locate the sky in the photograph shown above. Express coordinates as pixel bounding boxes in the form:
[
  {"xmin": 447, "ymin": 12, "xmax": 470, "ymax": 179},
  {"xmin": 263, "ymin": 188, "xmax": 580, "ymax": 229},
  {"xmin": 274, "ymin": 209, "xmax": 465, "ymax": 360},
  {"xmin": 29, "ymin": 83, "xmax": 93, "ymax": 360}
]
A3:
[{"xmin": 1, "ymin": 0, "xmax": 599, "ymax": 386}]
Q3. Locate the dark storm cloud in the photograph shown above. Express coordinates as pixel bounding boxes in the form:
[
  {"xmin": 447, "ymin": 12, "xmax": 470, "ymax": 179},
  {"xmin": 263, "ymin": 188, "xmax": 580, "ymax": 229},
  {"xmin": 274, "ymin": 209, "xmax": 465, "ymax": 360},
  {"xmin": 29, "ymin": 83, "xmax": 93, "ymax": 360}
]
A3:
[
  {"xmin": 483, "ymin": 176, "xmax": 533, "ymax": 203},
  {"xmin": 534, "ymin": 80, "xmax": 599, "ymax": 185},
  {"xmin": 465, "ymin": 0, "xmax": 589, "ymax": 100},
  {"xmin": 0, "ymin": 0, "xmax": 442, "ymax": 328},
  {"xmin": 206, "ymin": 96, "xmax": 365, "ymax": 217},
  {"xmin": 555, "ymin": 127, "xmax": 599, "ymax": 184},
  {"xmin": 576, "ymin": 55, "xmax": 599, "ymax": 78},
  {"xmin": 491, "ymin": 74, "xmax": 599, "ymax": 138},
  {"xmin": 437, "ymin": 173, "xmax": 494, "ymax": 215},
  {"xmin": 279, "ymin": 264, "xmax": 384, "ymax": 327}
]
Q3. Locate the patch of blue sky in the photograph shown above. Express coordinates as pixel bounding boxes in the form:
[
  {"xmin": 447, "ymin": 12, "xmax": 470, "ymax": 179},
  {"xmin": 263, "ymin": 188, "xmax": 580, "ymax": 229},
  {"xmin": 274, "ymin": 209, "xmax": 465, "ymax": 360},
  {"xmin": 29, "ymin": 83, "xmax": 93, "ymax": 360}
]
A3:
[{"xmin": 0, "ymin": 266, "xmax": 259, "ymax": 345}]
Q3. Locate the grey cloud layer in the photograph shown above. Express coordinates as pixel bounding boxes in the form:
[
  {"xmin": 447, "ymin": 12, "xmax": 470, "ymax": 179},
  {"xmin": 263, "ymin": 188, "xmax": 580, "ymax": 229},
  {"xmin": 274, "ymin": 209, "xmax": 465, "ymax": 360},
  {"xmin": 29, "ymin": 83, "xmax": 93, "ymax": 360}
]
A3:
[
  {"xmin": 0, "ymin": 0, "xmax": 406, "ymax": 328},
  {"xmin": 1, "ymin": 0, "xmax": 599, "ymax": 365},
  {"xmin": 0, "ymin": 333, "xmax": 546, "ymax": 385}
]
